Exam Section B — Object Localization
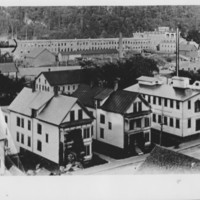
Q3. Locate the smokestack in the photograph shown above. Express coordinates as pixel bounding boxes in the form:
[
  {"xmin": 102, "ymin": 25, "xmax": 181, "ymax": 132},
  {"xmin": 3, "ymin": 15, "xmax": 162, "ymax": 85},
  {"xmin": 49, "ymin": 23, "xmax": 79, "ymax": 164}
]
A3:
[{"xmin": 176, "ymin": 27, "xmax": 180, "ymax": 77}]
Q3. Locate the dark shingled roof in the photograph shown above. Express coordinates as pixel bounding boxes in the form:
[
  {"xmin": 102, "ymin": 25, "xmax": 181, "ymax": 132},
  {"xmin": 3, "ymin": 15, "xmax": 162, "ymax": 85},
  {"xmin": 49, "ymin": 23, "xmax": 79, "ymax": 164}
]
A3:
[
  {"xmin": 72, "ymin": 84, "xmax": 107, "ymax": 108},
  {"xmin": 41, "ymin": 69, "xmax": 85, "ymax": 86},
  {"xmin": 100, "ymin": 90, "xmax": 139, "ymax": 114},
  {"xmin": 137, "ymin": 145, "xmax": 200, "ymax": 174}
]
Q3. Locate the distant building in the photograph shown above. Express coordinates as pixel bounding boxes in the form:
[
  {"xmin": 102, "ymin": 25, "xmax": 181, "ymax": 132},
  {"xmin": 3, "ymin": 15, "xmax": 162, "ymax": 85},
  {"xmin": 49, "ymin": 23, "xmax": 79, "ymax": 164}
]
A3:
[
  {"xmin": 24, "ymin": 48, "xmax": 56, "ymax": 67},
  {"xmin": 125, "ymin": 76, "xmax": 200, "ymax": 146},
  {"xmin": 5, "ymin": 87, "xmax": 94, "ymax": 164},
  {"xmin": 0, "ymin": 62, "xmax": 18, "ymax": 79},
  {"xmin": 35, "ymin": 69, "xmax": 86, "ymax": 95},
  {"xmin": 73, "ymin": 84, "xmax": 152, "ymax": 155},
  {"xmin": 179, "ymin": 43, "xmax": 199, "ymax": 62}
]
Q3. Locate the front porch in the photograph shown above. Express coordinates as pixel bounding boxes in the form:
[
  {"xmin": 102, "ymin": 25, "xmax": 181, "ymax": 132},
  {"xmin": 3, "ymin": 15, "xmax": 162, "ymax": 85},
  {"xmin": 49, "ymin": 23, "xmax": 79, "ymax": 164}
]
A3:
[{"xmin": 59, "ymin": 119, "xmax": 93, "ymax": 165}]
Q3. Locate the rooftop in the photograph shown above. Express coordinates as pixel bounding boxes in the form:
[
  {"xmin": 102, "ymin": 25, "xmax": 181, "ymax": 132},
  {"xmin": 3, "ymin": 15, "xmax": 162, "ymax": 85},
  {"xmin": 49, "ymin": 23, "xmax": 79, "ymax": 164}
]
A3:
[
  {"xmin": 137, "ymin": 145, "xmax": 200, "ymax": 174},
  {"xmin": 25, "ymin": 48, "xmax": 54, "ymax": 58},
  {"xmin": 41, "ymin": 69, "xmax": 86, "ymax": 86},
  {"xmin": 0, "ymin": 62, "xmax": 17, "ymax": 73},
  {"xmin": 125, "ymin": 82, "xmax": 200, "ymax": 101},
  {"xmin": 179, "ymin": 43, "xmax": 197, "ymax": 52},
  {"xmin": 100, "ymin": 90, "xmax": 140, "ymax": 114}
]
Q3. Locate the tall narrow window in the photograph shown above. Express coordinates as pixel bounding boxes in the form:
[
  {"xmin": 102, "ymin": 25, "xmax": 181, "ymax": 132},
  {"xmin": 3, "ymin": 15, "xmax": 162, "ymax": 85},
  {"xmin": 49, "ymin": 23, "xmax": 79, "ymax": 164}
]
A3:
[
  {"xmin": 164, "ymin": 116, "xmax": 168, "ymax": 125},
  {"xmin": 176, "ymin": 101, "xmax": 180, "ymax": 109},
  {"xmin": 136, "ymin": 119, "xmax": 141, "ymax": 128},
  {"xmin": 133, "ymin": 103, "xmax": 137, "ymax": 112},
  {"xmin": 176, "ymin": 119, "xmax": 180, "ymax": 129},
  {"xmin": 46, "ymin": 134, "xmax": 49, "ymax": 143},
  {"xmin": 21, "ymin": 118, "xmax": 24, "ymax": 128},
  {"xmin": 195, "ymin": 100, "xmax": 200, "ymax": 113},
  {"xmin": 170, "ymin": 118, "xmax": 174, "ymax": 127},
  {"xmin": 153, "ymin": 114, "xmax": 156, "ymax": 122},
  {"xmin": 164, "ymin": 98, "xmax": 168, "ymax": 107},
  {"xmin": 16, "ymin": 117, "xmax": 20, "ymax": 127},
  {"xmin": 100, "ymin": 114, "xmax": 105, "ymax": 124},
  {"xmin": 21, "ymin": 134, "xmax": 24, "ymax": 144},
  {"xmin": 145, "ymin": 117, "xmax": 149, "ymax": 127},
  {"xmin": 188, "ymin": 100, "xmax": 191, "ymax": 109},
  {"xmin": 188, "ymin": 118, "xmax": 191, "ymax": 128},
  {"xmin": 158, "ymin": 97, "xmax": 162, "ymax": 106},
  {"xmin": 153, "ymin": 96, "xmax": 156, "ymax": 105},
  {"xmin": 138, "ymin": 102, "xmax": 142, "ymax": 112},
  {"xmin": 70, "ymin": 110, "xmax": 75, "ymax": 121},
  {"xmin": 108, "ymin": 122, "xmax": 112, "ymax": 130},
  {"xmin": 84, "ymin": 145, "xmax": 90, "ymax": 156},
  {"xmin": 148, "ymin": 96, "xmax": 151, "ymax": 104},
  {"xmin": 16, "ymin": 132, "xmax": 20, "ymax": 142},
  {"xmin": 130, "ymin": 120, "xmax": 134, "ymax": 130},
  {"xmin": 5, "ymin": 116, "xmax": 8, "ymax": 123},
  {"xmin": 170, "ymin": 100, "xmax": 173, "ymax": 108},
  {"xmin": 83, "ymin": 128, "xmax": 90, "ymax": 139},
  {"xmin": 28, "ymin": 136, "xmax": 31, "ymax": 147},
  {"xmin": 37, "ymin": 140, "xmax": 42, "ymax": 152},
  {"xmin": 28, "ymin": 120, "xmax": 31, "ymax": 131},
  {"xmin": 37, "ymin": 123, "xmax": 42, "ymax": 134},
  {"xmin": 100, "ymin": 128, "xmax": 104, "ymax": 139},
  {"xmin": 78, "ymin": 110, "xmax": 83, "ymax": 120}
]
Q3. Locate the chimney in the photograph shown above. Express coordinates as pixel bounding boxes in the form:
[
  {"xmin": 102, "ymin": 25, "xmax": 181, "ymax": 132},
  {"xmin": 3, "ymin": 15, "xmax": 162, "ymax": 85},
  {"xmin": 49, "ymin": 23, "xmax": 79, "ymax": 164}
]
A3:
[{"xmin": 54, "ymin": 86, "xmax": 59, "ymax": 96}]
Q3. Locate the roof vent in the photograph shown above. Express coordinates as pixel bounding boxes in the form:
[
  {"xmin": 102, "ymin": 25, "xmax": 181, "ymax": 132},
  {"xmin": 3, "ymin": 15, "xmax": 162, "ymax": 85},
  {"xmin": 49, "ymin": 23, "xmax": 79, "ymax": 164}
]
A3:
[{"xmin": 171, "ymin": 76, "xmax": 190, "ymax": 89}]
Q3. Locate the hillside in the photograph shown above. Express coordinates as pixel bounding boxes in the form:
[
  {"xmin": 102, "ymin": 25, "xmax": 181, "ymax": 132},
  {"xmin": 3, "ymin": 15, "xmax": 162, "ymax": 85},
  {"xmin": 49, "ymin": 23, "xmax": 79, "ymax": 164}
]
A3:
[{"xmin": 1, "ymin": 6, "xmax": 200, "ymax": 40}]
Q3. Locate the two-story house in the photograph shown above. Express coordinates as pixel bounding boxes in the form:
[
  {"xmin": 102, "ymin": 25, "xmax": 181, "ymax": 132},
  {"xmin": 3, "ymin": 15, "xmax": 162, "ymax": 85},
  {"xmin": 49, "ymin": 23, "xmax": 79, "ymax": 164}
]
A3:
[
  {"xmin": 125, "ymin": 76, "xmax": 200, "ymax": 146},
  {"xmin": 5, "ymin": 87, "xmax": 94, "ymax": 165},
  {"xmin": 73, "ymin": 85, "xmax": 152, "ymax": 155},
  {"xmin": 35, "ymin": 69, "xmax": 86, "ymax": 95}
]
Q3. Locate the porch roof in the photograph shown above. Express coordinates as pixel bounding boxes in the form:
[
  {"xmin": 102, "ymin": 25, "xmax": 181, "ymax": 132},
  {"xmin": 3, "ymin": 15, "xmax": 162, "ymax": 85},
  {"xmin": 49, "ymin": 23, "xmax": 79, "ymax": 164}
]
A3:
[
  {"xmin": 60, "ymin": 118, "xmax": 93, "ymax": 129},
  {"xmin": 124, "ymin": 110, "xmax": 152, "ymax": 119}
]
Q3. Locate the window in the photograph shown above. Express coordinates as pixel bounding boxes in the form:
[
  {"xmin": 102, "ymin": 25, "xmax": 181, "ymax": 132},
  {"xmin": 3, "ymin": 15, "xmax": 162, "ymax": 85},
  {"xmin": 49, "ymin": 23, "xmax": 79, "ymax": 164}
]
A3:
[
  {"xmin": 158, "ymin": 115, "xmax": 162, "ymax": 124},
  {"xmin": 188, "ymin": 100, "xmax": 191, "ymax": 109},
  {"xmin": 17, "ymin": 117, "xmax": 20, "ymax": 127},
  {"xmin": 100, "ymin": 128, "xmax": 104, "ymax": 138},
  {"xmin": 136, "ymin": 119, "xmax": 141, "ymax": 128},
  {"xmin": 188, "ymin": 118, "xmax": 191, "ymax": 128},
  {"xmin": 196, "ymin": 119, "xmax": 200, "ymax": 131},
  {"xmin": 133, "ymin": 103, "xmax": 137, "ymax": 112},
  {"xmin": 37, "ymin": 123, "xmax": 42, "ymax": 134},
  {"xmin": 164, "ymin": 116, "xmax": 168, "ymax": 125},
  {"xmin": 158, "ymin": 97, "xmax": 162, "ymax": 106},
  {"xmin": 37, "ymin": 140, "xmax": 42, "ymax": 152},
  {"xmin": 138, "ymin": 102, "xmax": 142, "ymax": 112},
  {"xmin": 144, "ymin": 132, "xmax": 150, "ymax": 143},
  {"xmin": 21, "ymin": 134, "xmax": 24, "ymax": 144},
  {"xmin": 70, "ymin": 111, "xmax": 75, "ymax": 121},
  {"xmin": 5, "ymin": 116, "xmax": 8, "ymax": 123},
  {"xmin": 153, "ymin": 96, "xmax": 156, "ymax": 105},
  {"xmin": 145, "ymin": 117, "xmax": 149, "ymax": 127},
  {"xmin": 148, "ymin": 96, "xmax": 151, "ymax": 103},
  {"xmin": 91, "ymin": 126, "xmax": 94, "ymax": 136},
  {"xmin": 46, "ymin": 134, "xmax": 49, "ymax": 143},
  {"xmin": 68, "ymin": 85, "xmax": 70, "ymax": 90},
  {"xmin": 84, "ymin": 128, "xmax": 90, "ymax": 139},
  {"xmin": 28, "ymin": 120, "xmax": 31, "ymax": 131},
  {"xmin": 164, "ymin": 98, "xmax": 168, "ymax": 107},
  {"xmin": 28, "ymin": 136, "xmax": 31, "ymax": 147},
  {"xmin": 100, "ymin": 114, "xmax": 105, "ymax": 124},
  {"xmin": 176, "ymin": 119, "xmax": 180, "ymax": 129},
  {"xmin": 84, "ymin": 145, "xmax": 90, "ymax": 156},
  {"xmin": 108, "ymin": 122, "xmax": 112, "ymax": 130},
  {"xmin": 170, "ymin": 118, "xmax": 174, "ymax": 127},
  {"xmin": 153, "ymin": 114, "xmax": 156, "ymax": 122},
  {"xmin": 176, "ymin": 101, "xmax": 180, "ymax": 109},
  {"xmin": 73, "ymin": 85, "xmax": 75, "ymax": 90},
  {"xmin": 78, "ymin": 110, "xmax": 83, "ymax": 120},
  {"xmin": 195, "ymin": 100, "xmax": 200, "ymax": 113},
  {"xmin": 16, "ymin": 132, "xmax": 20, "ymax": 142},
  {"xmin": 170, "ymin": 100, "xmax": 173, "ymax": 108},
  {"xmin": 21, "ymin": 118, "xmax": 24, "ymax": 128},
  {"xmin": 130, "ymin": 120, "xmax": 134, "ymax": 130}
]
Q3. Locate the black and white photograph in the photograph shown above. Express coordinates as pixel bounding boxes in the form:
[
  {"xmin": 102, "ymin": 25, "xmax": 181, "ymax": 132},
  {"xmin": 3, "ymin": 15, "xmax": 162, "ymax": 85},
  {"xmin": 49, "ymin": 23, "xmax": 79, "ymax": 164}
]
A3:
[{"xmin": 1, "ymin": 1, "xmax": 200, "ymax": 199}]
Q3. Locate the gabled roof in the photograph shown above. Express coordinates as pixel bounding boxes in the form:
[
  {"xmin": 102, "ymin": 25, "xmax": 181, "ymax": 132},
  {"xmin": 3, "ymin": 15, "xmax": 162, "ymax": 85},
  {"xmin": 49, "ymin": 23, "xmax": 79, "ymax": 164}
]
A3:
[
  {"xmin": 37, "ymin": 95, "xmax": 77, "ymax": 125},
  {"xmin": 0, "ymin": 62, "xmax": 17, "ymax": 73},
  {"xmin": 125, "ymin": 83, "xmax": 200, "ymax": 101},
  {"xmin": 137, "ymin": 145, "xmax": 200, "ymax": 174},
  {"xmin": 72, "ymin": 84, "xmax": 107, "ymax": 108},
  {"xmin": 60, "ymin": 49, "xmax": 118, "ymax": 56},
  {"xmin": 100, "ymin": 90, "xmax": 139, "ymax": 114},
  {"xmin": 26, "ymin": 48, "xmax": 54, "ymax": 58},
  {"xmin": 179, "ymin": 43, "xmax": 197, "ymax": 52},
  {"xmin": 9, "ymin": 87, "xmax": 54, "ymax": 116},
  {"xmin": 94, "ymin": 88, "xmax": 114, "ymax": 100},
  {"xmin": 40, "ymin": 69, "xmax": 86, "ymax": 86}
]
